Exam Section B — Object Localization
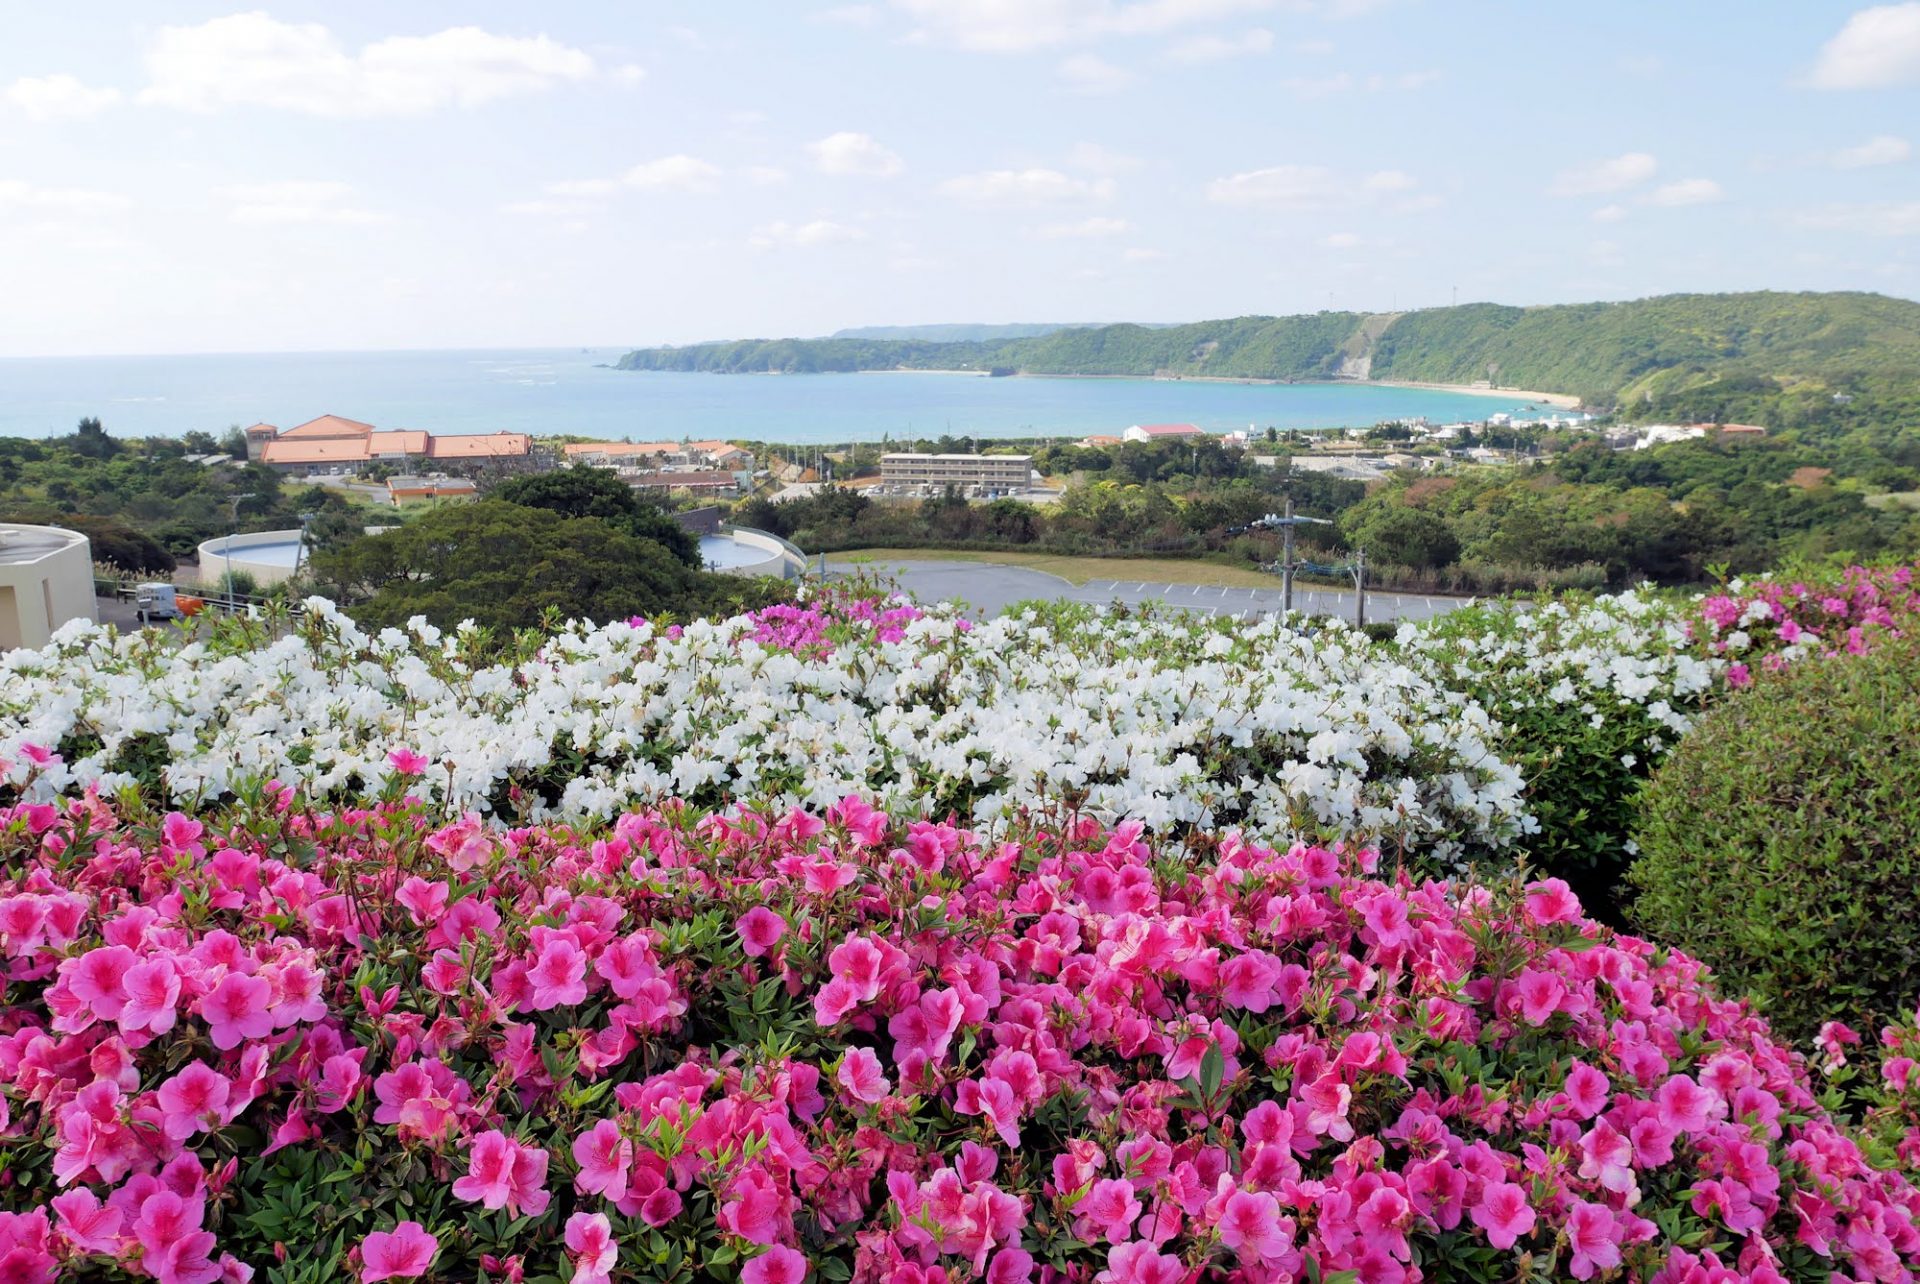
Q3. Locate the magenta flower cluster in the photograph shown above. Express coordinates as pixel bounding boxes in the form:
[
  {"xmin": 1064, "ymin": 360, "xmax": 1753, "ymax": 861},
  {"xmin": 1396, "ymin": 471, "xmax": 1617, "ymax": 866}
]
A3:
[
  {"xmin": 1693, "ymin": 564, "xmax": 1918, "ymax": 688},
  {"xmin": 4, "ymin": 786, "xmax": 1919, "ymax": 1283},
  {"xmin": 741, "ymin": 588, "xmax": 950, "ymax": 657}
]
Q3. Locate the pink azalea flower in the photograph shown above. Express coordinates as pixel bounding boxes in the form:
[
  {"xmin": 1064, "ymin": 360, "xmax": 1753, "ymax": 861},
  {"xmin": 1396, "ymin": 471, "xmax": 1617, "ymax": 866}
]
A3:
[
  {"xmin": 572, "ymin": 1119, "xmax": 634, "ymax": 1203},
  {"xmin": 1471, "ymin": 1182, "xmax": 1535, "ymax": 1250},
  {"xmin": 1513, "ymin": 969, "xmax": 1566, "ymax": 1025},
  {"xmin": 156, "ymin": 1062, "xmax": 232, "ymax": 1141},
  {"xmin": 1566, "ymin": 1200, "xmax": 1623, "ymax": 1279},
  {"xmin": 837, "ymin": 1047, "xmax": 891, "ymax": 1104},
  {"xmin": 718, "ymin": 1166, "xmax": 788, "ymax": 1245},
  {"xmin": 1655, "ymin": 1074, "xmax": 1721, "ymax": 1134},
  {"xmin": 526, "ymin": 937, "xmax": 588, "ymax": 1011},
  {"xmin": 452, "ymin": 1131, "xmax": 550, "ymax": 1218},
  {"xmin": 1217, "ymin": 1189, "xmax": 1291, "ymax": 1263},
  {"xmin": 1079, "ymin": 1178, "xmax": 1142, "ymax": 1243},
  {"xmin": 51, "ymin": 1188, "xmax": 124, "ymax": 1253},
  {"xmin": 67, "ymin": 945, "xmax": 136, "ymax": 1022},
  {"xmin": 742, "ymin": 1244, "xmax": 808, "ymax": 1284},
  {"xmin": 564, "ymin": 1212, "xmax": 617, "ymax": 1284},
  {"xmin": 360, "ymin": 1221, "xmax": 438, "ymax": 1282},
  {"xmin": 387, "ymin": 748, "xmax": 431, "ymax": 777},
  {"xmin": 736, "ymin": 907, "xmax": 788, "ymax": 958},
  {"xmin": 1096, "ymin": 1241, "xmax": 1186, "ymax": 1284},
  {"xmin": 198, "ymin": 973, "xmax": 273, "ymax": 1050}
]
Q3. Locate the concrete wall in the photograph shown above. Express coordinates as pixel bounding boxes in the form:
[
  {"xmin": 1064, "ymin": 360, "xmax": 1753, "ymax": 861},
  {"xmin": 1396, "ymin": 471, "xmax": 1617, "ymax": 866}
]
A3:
[
  {"xmin": 715, "ymin": 526, "xmax": 809, "ymax": 580},
  {"xmin": 196, "ymin": 529, "xmax": 306, "ymax": 588},
  {"xmin": 0, "ymin": 523, "xmax": 98, "ymax": 650}
]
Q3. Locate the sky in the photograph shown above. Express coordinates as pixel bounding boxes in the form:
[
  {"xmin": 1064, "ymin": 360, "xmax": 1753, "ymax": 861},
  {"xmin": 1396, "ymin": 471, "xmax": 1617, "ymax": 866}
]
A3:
[{"xmin": 0, "ymin": 1, "xmax": 1917, "ymax": 356}]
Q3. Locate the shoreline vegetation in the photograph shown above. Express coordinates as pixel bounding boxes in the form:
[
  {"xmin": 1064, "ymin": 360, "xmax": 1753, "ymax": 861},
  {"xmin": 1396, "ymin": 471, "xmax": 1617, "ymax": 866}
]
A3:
[
  {"xmin": 616, "ymin": 291, "xmax": 1920, "ymax": 420},
  {"xmin": 854, "ymin": 366, "xmax": 1583, "ymax": 409}
]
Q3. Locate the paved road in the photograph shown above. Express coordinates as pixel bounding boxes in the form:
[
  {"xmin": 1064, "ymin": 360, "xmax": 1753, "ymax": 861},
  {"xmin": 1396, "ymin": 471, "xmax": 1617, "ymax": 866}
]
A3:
[{"xmin": 826, "ymin": 557, "xmax": 1473, "ymax": 624}]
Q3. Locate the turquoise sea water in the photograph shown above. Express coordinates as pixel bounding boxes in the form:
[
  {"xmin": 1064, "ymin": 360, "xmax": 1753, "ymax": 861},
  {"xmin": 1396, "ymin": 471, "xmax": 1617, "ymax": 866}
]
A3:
[{"xmin": 0, "ymin": 348, "xmax": 1551, "ymax": 443}]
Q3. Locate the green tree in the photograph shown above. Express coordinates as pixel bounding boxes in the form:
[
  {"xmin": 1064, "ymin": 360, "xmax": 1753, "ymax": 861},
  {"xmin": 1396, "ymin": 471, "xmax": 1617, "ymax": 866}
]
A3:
[
  {"xmin": 491, "ymin": 466, "xmax": 699, "ymax": 566},
  {"xmin": 67, "ymin": 417, "xmax": 120, "ymax": 460},
  {"xmin": 309, "ymin": 500, "xmax": 775, "ymax": 632},
  {"xmin": 1342, "ymin": 505, "xmax": 1460, "ymax": 570}
]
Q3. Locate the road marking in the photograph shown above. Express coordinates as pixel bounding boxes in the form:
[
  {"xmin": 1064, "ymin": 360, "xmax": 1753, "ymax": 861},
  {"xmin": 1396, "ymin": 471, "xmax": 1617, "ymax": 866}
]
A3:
[
  {"xmin": 1192, "ymin": 584, "xmax": 1203, "ymax": 596},
  {"xmin": 1134, "ymin": 582, "xmax": 1147, "ymax": 592},
  {"xmin": 1219, "ymin": 586, "xmax": 1228, "ymax": 597}
]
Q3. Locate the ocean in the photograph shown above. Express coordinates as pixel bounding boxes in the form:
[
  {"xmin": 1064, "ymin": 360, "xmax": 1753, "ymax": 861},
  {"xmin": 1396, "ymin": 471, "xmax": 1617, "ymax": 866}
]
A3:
[{"xmin": 0, "ymin": 348, "xmax": 1551, "ymax": 444}]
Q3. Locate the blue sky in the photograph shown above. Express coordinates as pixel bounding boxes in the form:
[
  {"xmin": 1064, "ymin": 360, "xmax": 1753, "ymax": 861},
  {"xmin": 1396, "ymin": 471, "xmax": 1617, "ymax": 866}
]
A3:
[{"xmin": 0, "ymin": 1, "xmax": 1916, "ymax": 355}]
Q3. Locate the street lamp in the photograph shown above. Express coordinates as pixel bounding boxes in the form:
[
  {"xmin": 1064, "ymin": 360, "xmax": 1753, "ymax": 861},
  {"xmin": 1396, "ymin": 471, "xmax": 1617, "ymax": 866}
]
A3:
[{"xmin": 223, "ymin": 493, "xmax": 257, "ymax": 616}]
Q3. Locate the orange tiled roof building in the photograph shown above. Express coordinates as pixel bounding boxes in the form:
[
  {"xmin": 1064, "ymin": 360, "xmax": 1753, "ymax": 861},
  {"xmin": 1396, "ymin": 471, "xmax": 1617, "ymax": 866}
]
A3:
[{"xmin": 246, "ymin": 416, "xmax": 534, "ymax": 476}]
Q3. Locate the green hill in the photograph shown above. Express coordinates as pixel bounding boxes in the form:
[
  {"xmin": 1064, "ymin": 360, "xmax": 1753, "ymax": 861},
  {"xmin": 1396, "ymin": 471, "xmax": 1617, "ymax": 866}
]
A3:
[{"xmin": 618, "ymin": 291, "xmax": 1920, "ymax": 409}]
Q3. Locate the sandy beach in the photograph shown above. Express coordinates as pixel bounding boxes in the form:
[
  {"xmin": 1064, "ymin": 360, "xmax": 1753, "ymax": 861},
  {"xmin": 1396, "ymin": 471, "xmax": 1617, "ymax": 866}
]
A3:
[{"xmin": 872, "ymin": 367, "xmax": 1585, "ymax": 409}]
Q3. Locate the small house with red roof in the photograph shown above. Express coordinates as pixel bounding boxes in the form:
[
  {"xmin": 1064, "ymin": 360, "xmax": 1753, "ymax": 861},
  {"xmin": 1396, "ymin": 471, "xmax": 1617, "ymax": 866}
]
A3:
[{"xmin": 1123, "ymin": 423, "xmax": 1206, "ymax": 444}]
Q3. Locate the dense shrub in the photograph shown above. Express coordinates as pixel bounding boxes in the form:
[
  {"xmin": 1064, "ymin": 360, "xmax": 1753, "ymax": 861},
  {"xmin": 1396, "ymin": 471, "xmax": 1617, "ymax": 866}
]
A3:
[
  {"xmin": 1629, "ymin": 632, "xmax": 1920, "ymax": 1041},
  {"xmin": 63, "ymin": 517, "xmax": 177, "ymax": 576},
  {"xmin": 5, "ymin": 784, "xmax": 1920, "ymax": 1283}
]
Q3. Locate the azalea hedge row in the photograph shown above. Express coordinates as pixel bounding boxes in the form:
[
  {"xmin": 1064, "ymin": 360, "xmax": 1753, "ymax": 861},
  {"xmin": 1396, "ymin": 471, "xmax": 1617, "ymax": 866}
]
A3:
[{"xmin": 4, "ymin": 787, "xmax": 1920, "ymax": 1283}]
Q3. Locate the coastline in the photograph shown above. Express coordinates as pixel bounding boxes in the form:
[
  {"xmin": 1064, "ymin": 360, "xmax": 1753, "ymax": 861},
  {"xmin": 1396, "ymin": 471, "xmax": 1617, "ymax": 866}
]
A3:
[{"xmin": 865, "ymin": 366, "xmax": 1583, "ymax": 408}]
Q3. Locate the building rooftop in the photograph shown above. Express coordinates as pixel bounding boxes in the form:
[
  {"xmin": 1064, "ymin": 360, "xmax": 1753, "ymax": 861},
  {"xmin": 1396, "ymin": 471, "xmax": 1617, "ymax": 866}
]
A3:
[
  {"xmin": 430, "ymin": 432, "xmax": 533, "ymax": 458},
  {"xmin": 280, "ymin": 414, "xmax": 377, "ymax": 440},
  {"xmin": 881, "ymin": 452, "xmax": 1034, "ymax": 462},
  {"xmin": 0, "ymin": 523, "xmax": 87, "ymax": 566},
  {"xmin": 1130, "ymin": 423, "xmax": 1205, "ymax": 436},
  {"xmin": 259, "ymin": 438, "xmax": 375, "ymax": 465}
]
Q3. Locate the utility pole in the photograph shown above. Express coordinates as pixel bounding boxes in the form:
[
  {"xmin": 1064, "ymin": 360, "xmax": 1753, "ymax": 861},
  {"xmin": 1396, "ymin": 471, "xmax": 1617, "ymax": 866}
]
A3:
[
  {"xmin": 1352, "ymin": 548, "xmax": 1368, "ymax": 629},
  {"xmin": 1281, "ymin": 496, "xmax": 1296, "ymax": 613},
  {"xmin": 1253, "ymin": 498, "xmax": 1330, "ymax": 617}
]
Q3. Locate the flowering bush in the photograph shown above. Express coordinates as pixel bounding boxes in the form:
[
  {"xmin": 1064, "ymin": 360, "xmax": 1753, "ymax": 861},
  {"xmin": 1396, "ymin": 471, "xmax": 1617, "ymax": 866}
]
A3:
[
  {"xmin": 1692, "ymin": 565, "xmax": 1918, "ymax": 690},
  {"xmin": 0, "ymin": 593, "xmax": 1530, "ymax": 857},
  {"xmin": 5, "ymin": 787, "xmax": 1920, "ymax": 1283}
]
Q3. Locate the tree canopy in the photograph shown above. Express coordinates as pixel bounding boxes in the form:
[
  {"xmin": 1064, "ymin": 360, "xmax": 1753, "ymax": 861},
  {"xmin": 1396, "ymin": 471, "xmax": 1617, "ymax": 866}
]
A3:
[
  {"xmin": 309, "ymin": 500, "xmax": 781, "ymax": 633},
  {"xmin": 490, "ymin": 466, "xmax": 700, "ymax": 567}
]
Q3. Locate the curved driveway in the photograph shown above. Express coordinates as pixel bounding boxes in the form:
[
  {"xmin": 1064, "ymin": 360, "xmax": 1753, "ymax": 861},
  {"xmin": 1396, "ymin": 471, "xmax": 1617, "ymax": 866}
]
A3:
[{"xmin": 825, "ymin": 557, "xmax": 1472, "ymax": 624}]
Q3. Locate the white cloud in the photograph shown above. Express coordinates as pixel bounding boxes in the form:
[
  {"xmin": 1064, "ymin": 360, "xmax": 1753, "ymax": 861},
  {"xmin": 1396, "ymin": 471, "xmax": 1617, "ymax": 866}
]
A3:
[
  {"xmin": 1793, "ymin": 201, "xmax": 1920, "ymax": 235},
  {"xmin": 1033, "ymin": 216, "xmax": 1134, "ymax": 237},
  {"xmin": 892, "ymin": 0, "xmax": 1274, "ymax": 53},
  {"xmin": 1323, "ymin": 231, "xmax": 1362, "ymax": 248},
  {"xmin": 1279, "ymin": 68, "xmax": 1437, "ymax": 97},
  {"xmin": 807, "ymin": 131, "xmax": 905, "ymax": 176},
  {"xmin": 749, "ymin": 219, "xmax": 869, "ymax": 248},
  {"xmin": 0, "ymin": 179, "xmax": 129, "ymax": 217},
  {"xmin": 140, "ymin": 13, "xmax": 595, "ymax": 117},
  {"xmin": 1167, "ymin": 28, "xmax": 1273, "ymax": 62},
  {"xmin": 1592, "ymin": 204, "xmax": 1627, "ymax": 223},
  {"xmin": 3, "ymin": 74, "xmax": 122, "ymax": 121},
  {"xmin": 813, "ymin": 4, "xmax": 882, "ymax": 24},
  {"xmin": 1644, "ymin": 177, "xmax": 1724, "ymax": 206},
  {"xmin": 742, "ymin": 166, "xmax": 791, "ymax": 186},
  {"xmin": 1832, "ymin": 134, "xmax": 1912, "ymax": 168},
  {"xmin": 1205, "ymin": 164, "xmax": 1420, "ymax": 210},
  {"xmin": 221, "ymin": 180, "xmax": 386, "ymax": 225},
  {"xmin": 1122, "ymin": 246, "xmax": 1165, "ymax": 261},
  {"xmin": 623, "ymin": 155, "xmax": 724, "ymax": 192},
  {"xmin": 1548, "ymin": 151, "xmax": 1658, "ymax": 196},
  {"xmin": 611, "ymin": 64, "xmax": 647, "ymax": 86},
  {"xmin": 1809, "ymin": 3, "xmax": 1920, "ymax": 88},
  {"xmin": 547, "ymin": 178, "xmax": 619, "ymax": 197},
  {"xmin": 1067, "ymin": 141, "xmax": 1143, "ymax": 174},
  {"xmin": 939, "ymin": 168, "xmax": 1117, "ymax": 204},
  {"xmin": 1058, "ymin": 54, "xmax": 1138, "ymax": 93},
  {"xmin": 1280, "ymin": 73, "xmax": 1354, "ymax": 98},
  {"xmin": 503, "ymin": 198, "xmax": 603, "ymax": 218}
]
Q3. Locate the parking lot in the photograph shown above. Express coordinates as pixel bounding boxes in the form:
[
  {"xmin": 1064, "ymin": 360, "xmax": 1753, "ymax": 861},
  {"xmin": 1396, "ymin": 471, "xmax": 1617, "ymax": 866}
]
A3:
[{"xmin": 826, "ymin": 557, "xmax": 1472, "ymax": 624}]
